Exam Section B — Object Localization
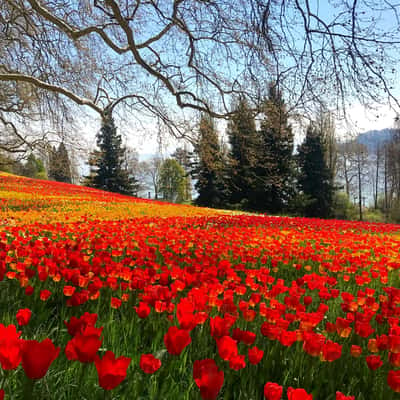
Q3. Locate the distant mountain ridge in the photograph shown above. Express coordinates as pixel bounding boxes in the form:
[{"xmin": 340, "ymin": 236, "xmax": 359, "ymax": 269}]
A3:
[{"xmin": 356, "ymin": 128, "xmax": 396, "ymax": 151}]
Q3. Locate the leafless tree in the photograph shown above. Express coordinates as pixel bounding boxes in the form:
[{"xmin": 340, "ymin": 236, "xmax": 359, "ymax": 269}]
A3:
[
  {"xmin": 0, "ymin": 1, "xmax": 98, "ymax": 159},
  {"xmin": 122, "ymin": 146, "xmax": 149, "ymax": 194},
  {"xmin": 0, "ymin": 1, "xmax": 264, "ymax": 142},
  {"xmin": 354, "ymin": 142, "xmax": 369, "ymax": 220},
  {"xmin": 336, "ymin": 138, "xmax": 369, "ymax": 220},
  {"xmin": 337, "ymin": 141, "xmax": 358, "ymax": 198},
  {"xmin": 252, "ymin": 0, "xmax": 400, "ymax": 114},
  {"xmin": 141, "ymin": 155, "xmax": 163, "ymax": 200},
  {"xmin": 370, "ymin": 143, "xmax": 382, "ymax": 210},
  {"xmin": 0, "ymin": 0, "xmax": 400, "ymax": 159}
]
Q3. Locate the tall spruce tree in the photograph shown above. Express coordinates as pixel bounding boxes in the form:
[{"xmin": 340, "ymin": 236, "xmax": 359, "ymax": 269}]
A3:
[
  {"xmin": 87, "ymin": 112, "xmax": 134, "ymax": 195},
  {"xmin": 297, "ymin": 124, "xmax": 335, "ymax": 218},
  {"xmin": 254, "ymin": 85, "xmax": 294, "ymax": 213},
  {"xmin": 48, "ymin": 143, "xmax": 72, "ymax": 183},
  {"xmin": 226, "ymin": 98, "xmax": 259, "ymax": 209},
  {"xmin": 192, "ymin": 115, "xmax": 227, "ymax": 208}
]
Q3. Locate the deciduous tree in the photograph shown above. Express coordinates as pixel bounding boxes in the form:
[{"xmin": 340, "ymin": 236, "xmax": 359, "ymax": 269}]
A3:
[
  {"xmin": 159, "ymin": 158, "xmax": 187, "ymax": 203},
  {"xmin": 2, "ymin": 0, "xmax": 399, "ymax": 149}
]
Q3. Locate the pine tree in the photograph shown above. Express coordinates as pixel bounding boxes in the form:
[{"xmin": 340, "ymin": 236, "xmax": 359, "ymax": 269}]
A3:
[
  {"xmin": 87, "ymin": 112, "xmax": 134, "ymax": 195},
  {"xmin": 192, "ymin": 115, "xmax": 227, "ymax": 208},
  {"xmin": 254, "ymin": 84, "xmax": 295, "ymax": 213},
  {"xmin": 48, "ymin": 143, "xmax": 72, "ymax": 183},
  {"xmin": 226, "ymin": 98, "xmax": 259, "ymax": 209},
  {"xmin": 297, "ymin": 124, "xmax": 335, "ymax": 218}
]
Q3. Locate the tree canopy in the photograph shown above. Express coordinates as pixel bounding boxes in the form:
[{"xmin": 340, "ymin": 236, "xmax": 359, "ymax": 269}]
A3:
[{"xmin": 1, "ymin": 0, "xmax": 400, "ymax": 152}]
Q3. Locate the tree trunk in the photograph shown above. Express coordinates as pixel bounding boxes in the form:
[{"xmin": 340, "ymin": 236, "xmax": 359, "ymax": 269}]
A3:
[
  {"xmin": 358, "ymin": 154, "xmax": 363, "ymax": 221},
  {"xmin": 374, "ymin": 145, "xmax": 380, "ymax": 209}
]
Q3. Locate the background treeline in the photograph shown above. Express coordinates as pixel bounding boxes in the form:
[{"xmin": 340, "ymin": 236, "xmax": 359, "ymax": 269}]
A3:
[
  {"xmin": 190, "ymin": 92, "xmax": 400, "ymax": 223},
  {"xmin": 0, "ymin": 142, "xmax": 73, "ymax": 183},
  {"xmin": 1, "ymin": 85, "xmax": 400, "ymax": 223}
]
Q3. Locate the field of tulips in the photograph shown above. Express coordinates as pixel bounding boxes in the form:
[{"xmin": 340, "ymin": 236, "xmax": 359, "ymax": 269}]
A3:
[{"xmin": 1, "ymin": 172, "xmax": 400, "ymax": 399}]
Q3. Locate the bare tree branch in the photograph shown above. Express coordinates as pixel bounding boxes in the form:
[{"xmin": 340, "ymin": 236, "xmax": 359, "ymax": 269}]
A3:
[{"xmin": 0, "ymin": 68, "xmax": 103, "ymax": 114}]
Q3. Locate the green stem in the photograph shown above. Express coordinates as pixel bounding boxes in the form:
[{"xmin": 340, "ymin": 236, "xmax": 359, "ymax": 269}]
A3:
[
  {"xmin": 103, "ymin": 389, "xmax": 111, "ymax": 400},
  {"xmin": 0, "ymin": 370, "xmax": 7, "ymax": 389},
  {"xmin": 23, "ymin": 377, "xmax": 35, "ymax": 400},
  {"xmin": 76, "ymin": 363, "xmax": 89, "ymax": 396}
]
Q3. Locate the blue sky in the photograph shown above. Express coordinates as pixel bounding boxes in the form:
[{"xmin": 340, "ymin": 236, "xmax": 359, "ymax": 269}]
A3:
[{"xmin": 76, "ymin": 0, "xmax": 400, "ymax": 157}]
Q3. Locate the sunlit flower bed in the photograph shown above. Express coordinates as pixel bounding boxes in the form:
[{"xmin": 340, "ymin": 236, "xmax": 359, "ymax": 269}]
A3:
[{"xmin": 0, "ymin": 172, "xmax": 400, "ymax": 399}]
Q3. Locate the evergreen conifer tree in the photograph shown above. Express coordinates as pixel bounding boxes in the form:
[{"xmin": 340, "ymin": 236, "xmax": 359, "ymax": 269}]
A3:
[
  {"xmin": 226, "ymin": 98, "xmax": 259, "ymax": 209},
  {"xmin": 297, "ymin": 124, "xmax": 335, "ymax": 218},
  {"xmin": 254, "ymin": 85, "xmax": 295, "ymax": 213},
  {"xmin": 87, "ymin": 112, "xmax": 134, "ymax": 195},
  {"xmin": 48, "ymin": 143, "xmax": 72, "ymax": 183},
  {"xmin": 192, "ymin": 115, "xmax": 227, "ymax": 207}
]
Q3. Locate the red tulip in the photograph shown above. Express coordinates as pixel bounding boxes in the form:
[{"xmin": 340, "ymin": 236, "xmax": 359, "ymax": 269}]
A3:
[
  {"xmin": 229, "ymin": 354, "xmax": 246, "ymax": 370},
  {"xmin": 177, "ymin": 299, "xmax": 197, "ymax": 330},
  {"xmin": 248, "ymin": 346, "xmax": 264, "ymax": 365},
  {"xmin": 111, "ymin": 297, "xmax": 122, "ymax": 309},
  {"xmin": 193, "ymin": 359, "xmax": 224, "ymax": 400},
  {"xmin": 322, "ymin": 340, "xmax": 342, "ymax": 362},
  {"xmin": 336, "ymin": 391, "xmax": 355, "ymax": 400},
  {"xmin": 210, "ymin": 315, "xmax": 235, "ymax": 338},
  {"xmin": 350, "ymin": 345, "xmax": 362, "ymax": 358},
  {"xmin": 25, "ymin": 286, "xmax": 34, "ymax": 296},
  {"xmin": 65, "ymin": 327, "xmax": 102, "ymax": 363},
  {"xmin": 389, "ymin": 335, "xmax": 400, "ymax": 353},
  {"xmin": 16, "ymin": 308, "xmax": 32, "ymax": 326},
  {"xmin": 0, "ymin": 324, "xmax": 22, "ymax": 370},
  {"xmin": 388, "ymin": 370, "xmax": 400, "ymax": 392},
  {"xmin": 232, "ymin": 328, "xmax": 256, "ymax": 346},
  {"xmin": 22, "ymin": 338, "xmax": 60, "ymax": 379},
  {"xmin": 95, "ymin": 351, "xmax": 131, "ymax": 390},
  {"xmin": 389, "ymin": 352, "xmax": 400, "ymax": 367},
  {"xmin": 279, "ymin": 330, "xmax": 297, "ymax": 347},
  {"xmin": 366, "ymin": 355, "xmax": 383, "ymax": 370},
  {"xmin": 302, "ymin": 332, "xmax": 324, "ymax": 357},
  {"xmin": 134, "ymin": 302, "xmax": 151, "ymax": 319},
  {"xmin": 264, "ymin": 382, "xmax": 283, "ymax": 400},
  {"xmin": 139, "ymin": 354, "xmax": 161, "ymax": 374},
  {"xmin": 63, "ymin": 285, "xmax": 76, "ymax": 296},
  {"xmin": 64, "ymin": 312, "xmax": 98, "ymax": 337},
  {"xmin": 287, "ymin": 387, "xmax": 313, "ymax": 400},
  {"xmin": 217, "ymin": 336, "xmax": 238, "ymax": 361},
  {"xmin": 164, "ymin": 326, "xmax": 191, "ymax": 355},
  {"xmin": 39, "ymin": 290, "xmax": 51, "ymax": 301}
]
